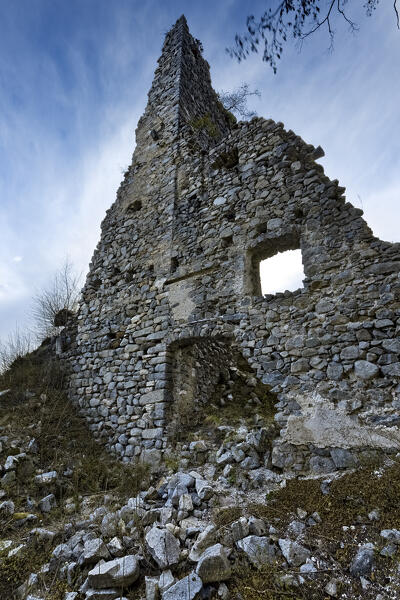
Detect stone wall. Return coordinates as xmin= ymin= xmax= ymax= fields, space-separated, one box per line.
xmin=62 ymin=16 xmax=400 ymax=470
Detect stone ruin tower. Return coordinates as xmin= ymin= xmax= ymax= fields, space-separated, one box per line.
xmin=64 ymin=16 xmax=400 ymax=471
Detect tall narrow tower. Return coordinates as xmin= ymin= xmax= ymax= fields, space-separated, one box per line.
xmin=69 ymin=16 xmax=234 ymax=459
xmin=85 ymin=16 xmax=230 ymax=285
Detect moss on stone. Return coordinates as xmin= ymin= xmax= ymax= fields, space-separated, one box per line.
xmin=190 ymin=113 xmax=220 ymax=138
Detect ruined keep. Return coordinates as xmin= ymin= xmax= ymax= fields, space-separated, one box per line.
xmin=63 ymin=16 xmax=400 ymax=472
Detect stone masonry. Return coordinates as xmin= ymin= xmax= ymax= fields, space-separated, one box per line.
xmin=62 ymin=16 xmax=400 ymax=469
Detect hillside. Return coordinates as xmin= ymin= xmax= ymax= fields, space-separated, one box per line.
xmin=1 ymin=352 xmax=400 ymax=600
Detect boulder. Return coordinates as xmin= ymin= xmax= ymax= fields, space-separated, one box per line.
xmin=189 ymin=525 xmax=216 ymax=561
xmin=35 ymin=471 xmax=57 ymax=485
xmin=231 ymin=517 xmax=249 ymax=542
xmin=81 ymin=538 xmax=110 ymax=565
xmin=0 ymin=500 xmax=15 ymax=515
xmin=248 ymin=517 xmax=267 ymax=536
xmin=349 ymin=543 xmax=375 ymax=577
xmin=29 ymin=528 xmax=56 ymax=549
xmin=287 ymin=520 xmax=306 ymax=538
xmin=330 ymin=448 xmax=357 ymax=469
xmin=145 ymin=527 xmax=180 ymax=569
xmin=380 ymin=529 xmax=400 ymax=544
xmin=107 ymin=537 xmax=124 ymax=557
xmin=145 ymin=576 xmax=159 ymax=600
xmin=158 ymin=570 xmax=175 ymax=593
xmin=237 ymin=536 xmax=277 ymax=569
xmin=162 ymin=572 xmax=202 ymax=600
xmin=278 ymin=539 xmax=311 ymax=567
xmin=168 ymin=472 xmax=195 ymax=489
xmin=195 ymin=479 xmax=213 ymax=500
xmin=38 ymin=494 xmax=57 ymax=513
xmin=309 ymin=456 xmax=335 ymax=474
xmin=196 ymin=544 xmax=231 ymax=583
xmin=178 ymin=493 xmax=193 ymax=513
xmin=88 ymin=555 xmax=140 ymax=589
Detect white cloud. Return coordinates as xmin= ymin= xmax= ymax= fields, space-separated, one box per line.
xmin=0 ymin=1 xmax=399 ymax=339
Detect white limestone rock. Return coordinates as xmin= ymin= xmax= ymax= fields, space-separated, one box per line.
xmin=195 ymin=543 xmax=231 ymax=583
xmin=81 ymin=538 xmax=110 ymax=565
xmin=162 ymin=572 xmax=202 ymax=600
xmin=88 ymin=555 xmax=140 ymax=589
xmin=278 ymin=539 xmax=311 ymax=567
xmin=38 ymin=493 xmax=57 ymax=513
xmin=35 ymin=471 xmax=58 ymax=485
xmin=237 ymin=536 xmax=277 ymax=569
xmin=107 ymin=536 xmax=124 ymax=557
xmin=189 ymin=525 xmax=216 ymax=561
xmin=145 ymin=526 xmax=180 ymax=569
xmin=158 ymin=569 xmax=175 ymax=593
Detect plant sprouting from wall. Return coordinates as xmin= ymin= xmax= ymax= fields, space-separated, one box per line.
xmin=31 ymin=258 xmax=82 ymax=341
xmin=218 ymin=83 xmax=261 ymax=120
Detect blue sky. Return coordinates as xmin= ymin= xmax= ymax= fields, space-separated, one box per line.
xmin=1 ymin=0 xmax=399 ymax=339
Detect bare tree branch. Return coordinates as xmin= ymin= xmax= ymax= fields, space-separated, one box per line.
xmin=0 ymin=326 xmax=32 ymax=373
xmin=31 ymin=258 xmax=82 ymax=342
xmin=228 ymin=0 xmax=399 ymax=72
xmin=218 ymin=83 xmax=261 ymax=120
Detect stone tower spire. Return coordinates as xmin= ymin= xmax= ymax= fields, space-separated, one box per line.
xmin=135 ymin=15 xmax=230 ymax=157
xmin=112 ymin=16 xmax=232 ymax=276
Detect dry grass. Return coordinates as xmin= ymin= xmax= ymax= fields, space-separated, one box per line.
xmin=0 ymin=349 xmax=150 ymax=598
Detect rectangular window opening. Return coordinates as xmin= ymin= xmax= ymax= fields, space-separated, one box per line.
xmin=259 ymin=249 xmax=305 ymax=295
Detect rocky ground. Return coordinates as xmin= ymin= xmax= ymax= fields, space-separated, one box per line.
xmin=1 ymin=353 xmax=400 ymax=600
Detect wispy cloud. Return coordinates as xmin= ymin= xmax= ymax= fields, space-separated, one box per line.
xmin=0 ymin=0 xmax=399 ymax=338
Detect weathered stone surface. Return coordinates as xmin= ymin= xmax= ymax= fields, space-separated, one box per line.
xmin=231 ymin=517 xmax=249 ymax=542
xmin=35 ymin=471 xmax=57 ymax=485
xmin=349 ymin=544 xmax=375 ymax=577
xmin=29 ymin=528 xmax=56 ymax=548
xmin=381 ymin=363 xmax=400 ymax=377
xmin=88 ymin=555 xmax=139 ymax=589
xmin=237 ymin=536 xmax=277 ymax=569
xmin=85 ymin=590 xmax=122 ymax=600
xmin=248 ymin=517 xmax=267 ymax=536
xmin=382 ymin=339 xmax=400 ymax=354
xmin=162 ymin=572 xmax=202 ymax=600
xmin=189 ymin=525 xmax=216 ymax=562
xmin=38 ymin=494 xmax=57 ymax=513
xmin=330 ymin=448 xmax=357 ymax=469
xmin=81 ymin=538 xmax=110 ymax=565
xmin=195 ymin=479 xmax=213 ymax=500
xmin=326 ymin=362 xmax=343 ymax=380
xmin=145 ymin=576 xmax=159 ymax=600
xmin=145 ymin=527 xmax=180 ymax=569
xmin=107 ymin=537 xmax=124 ymax=557
xmin=287 ymin=520 xmax=306 ymax=538
xmin=158 ymin=570 xmax=175 ymax=593
xmin=380 ymin=529 xmax=400 ymax=544
xmin=309 ymin=456 xmax=335 ymax=474
xmin=0 ymin=500 xmax=15 ymax=515
xmin=354 ymin=360 xmax=379 ymax=380
xmin=285 ymin=393 xmax=400 ymax=450
xmin=324 ymin=579 xmax=338 ymax=597
xmin=195 ymin=544 xmax=231 ymax=583
xmin=278 ymin=539 xmax=311 ymax=567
